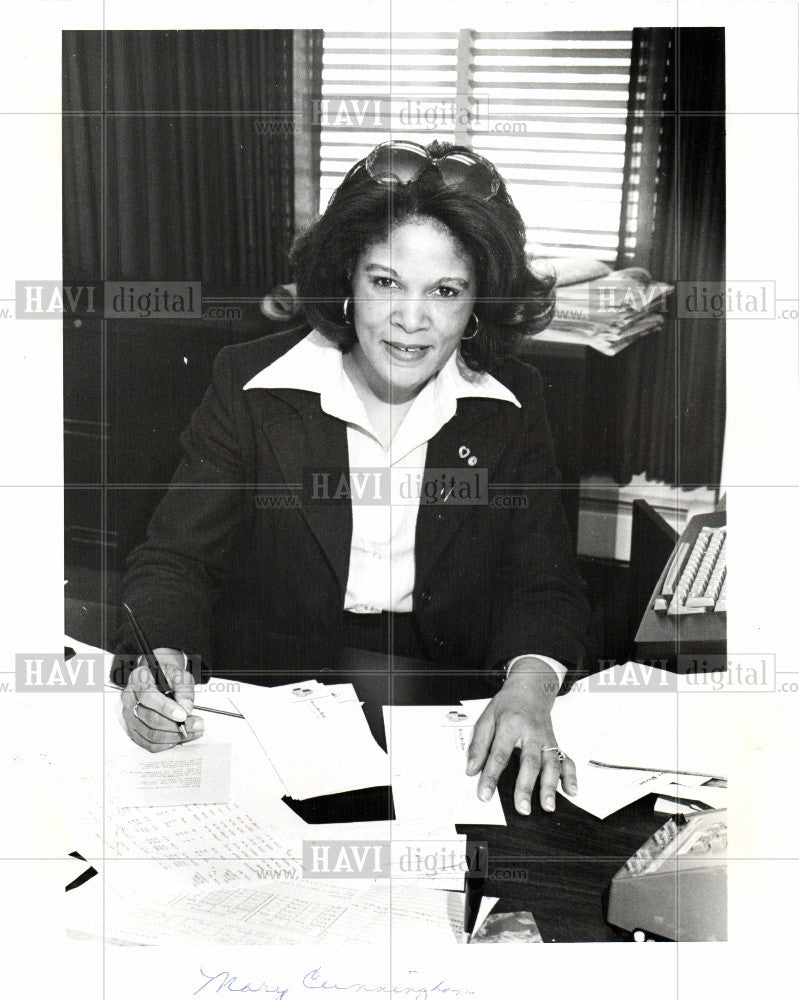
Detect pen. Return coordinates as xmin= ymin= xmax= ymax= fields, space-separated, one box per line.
xmin=122 ymin=602 xmax=189 ymax=738
xmin=463 ymin=843 xmax=487 ymax=943
xmin=179 ymin=703 xmax=244 ymax=719
xmin=588 ymin=760 xmax=727 ymax=785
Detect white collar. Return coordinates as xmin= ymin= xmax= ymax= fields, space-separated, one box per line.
xmin=242 ymin=329 xmax=521 ymax=409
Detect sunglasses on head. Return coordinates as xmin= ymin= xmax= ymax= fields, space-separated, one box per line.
xmin=358 ymin=140 xmax=501 ymax=201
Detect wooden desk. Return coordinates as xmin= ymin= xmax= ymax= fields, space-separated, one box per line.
xmin=175 ymin=631 xmax=672 ymax=943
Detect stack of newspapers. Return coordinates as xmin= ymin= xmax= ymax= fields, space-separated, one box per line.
xmin=533 ymin=266 xmax=673 ymax=356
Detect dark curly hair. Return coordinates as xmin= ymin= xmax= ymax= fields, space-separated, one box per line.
xmin=290 ymin=140 xmax=555 ymax=373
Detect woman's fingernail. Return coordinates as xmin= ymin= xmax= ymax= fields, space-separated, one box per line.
xmin=545 ymin=796 xmax=555 ymax=810
xmin=171 ymin=706 xmax=187 ymax=722
xmin=478 ymin=788 xmax=491 ymax=802
xmin=193 ymin=718 xmax=204 ymax=732
xmin=519 ymin=800 xmax=531 ymax=815
xmin=466 ymin=758 xmax=476 ymax=773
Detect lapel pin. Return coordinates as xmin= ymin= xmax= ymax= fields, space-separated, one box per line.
xmin=458 ymin=445 xmax=470 ymax=459
xmin=467 ymin=455 xmax=478 ymax=466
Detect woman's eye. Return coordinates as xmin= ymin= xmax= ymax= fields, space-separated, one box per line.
xmin=434 ymin=286 xmax=460 ymax=298
xmin=371 ymin=276 xmax=397 ymax=289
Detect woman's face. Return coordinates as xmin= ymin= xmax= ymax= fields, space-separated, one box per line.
xmin=349 ymin=216 xmax=476 ymax=403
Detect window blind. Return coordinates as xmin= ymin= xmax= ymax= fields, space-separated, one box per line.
xmin=320 ymin=32 xmax=459 ymax=210
xmin=469 ymin=31 xmax=632 ymax=262
xmin=320 ymin=30 xmax=633 ymax=263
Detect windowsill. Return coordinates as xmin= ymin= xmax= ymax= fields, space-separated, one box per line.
xmin=577 ymin=475 xmax=719 ymax=562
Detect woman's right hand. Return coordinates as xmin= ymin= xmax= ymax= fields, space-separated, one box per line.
xmin=121 ymin=648 xmax=204 ymax=752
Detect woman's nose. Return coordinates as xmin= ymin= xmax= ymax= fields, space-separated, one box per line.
xmin=392 ymin=294 xmax=429 ymax=334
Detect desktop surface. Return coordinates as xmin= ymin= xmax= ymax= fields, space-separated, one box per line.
xmin=196 ymin=632 xmax=674 ymax=943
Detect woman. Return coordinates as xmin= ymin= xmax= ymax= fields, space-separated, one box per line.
xmin=118 ymin=139 xmax=590 ymax=816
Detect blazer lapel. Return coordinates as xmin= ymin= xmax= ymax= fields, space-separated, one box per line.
xmin=414 ymin=398 xmax=518 ymax=587
xmin=259 ymin=390 xmax=353 ymax=597
xmin=257 ymin=390 xmax=518 ymax=597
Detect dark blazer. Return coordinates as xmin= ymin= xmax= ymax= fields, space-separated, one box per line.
xmin=117 ymin=326 xmax=589 ymax=688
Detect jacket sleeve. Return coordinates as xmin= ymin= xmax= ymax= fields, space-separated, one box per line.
xmin=484 ymin=367 xmax=590 ymax=691
xmin=113 ymin=346 xmax=251 ymax=683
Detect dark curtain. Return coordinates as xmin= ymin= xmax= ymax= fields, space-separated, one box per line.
xmin=63 ymin=30 xmax=301 ymax=585
xmin=63 ymin=29 xmax=295 ymax=294
xmin=582 ymin=27 xmax=726 ymax=487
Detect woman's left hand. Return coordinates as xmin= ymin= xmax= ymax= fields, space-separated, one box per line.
xmin=465 ymin=659 xmax=577 ymax=815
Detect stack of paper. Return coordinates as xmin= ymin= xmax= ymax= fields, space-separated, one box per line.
xmin=384 ymin=704 xmax=506 ymax=825
xmin=75 ymin=798 xmax=302 ymax=899
xmin=550 ymin=664 xmax=728 ymax=819
xmin=230 ymin=680 xmax=389 ymax=799
xmin=531 ymin=314 xmax=665 ymax=356
xmin=55 ymin=666 xmax=505 ymax=947
xmin=530 ymin=267 xmax=673 ymax=356
xmin=68 ymin=874 xmax=499 ymax=948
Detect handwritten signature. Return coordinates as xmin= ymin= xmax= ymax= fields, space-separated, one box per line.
xmin=194 ymin=966 xmax=477 ymax=1000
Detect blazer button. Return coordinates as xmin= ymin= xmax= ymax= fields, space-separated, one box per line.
xmin=433 ymin=637 xmax=445 ymax=649
xmin=419 ymin=587 xmax=431 ymax=605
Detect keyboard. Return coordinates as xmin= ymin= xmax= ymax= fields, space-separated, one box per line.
xmin=653 ymin=525 xmax=726 ymax=616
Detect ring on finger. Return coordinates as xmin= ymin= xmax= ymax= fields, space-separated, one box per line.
xmin=542 ymin=745 xmax=566 ymax=762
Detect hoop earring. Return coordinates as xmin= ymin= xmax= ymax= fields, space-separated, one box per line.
xmin=342 ymin=297 xmax=353 ymax=326
xmin=461 ymin=313 xmax=479 ymax=341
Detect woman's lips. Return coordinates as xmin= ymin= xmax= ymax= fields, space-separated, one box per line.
xmin=383 ymin=340 xmax=432 ymax=362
